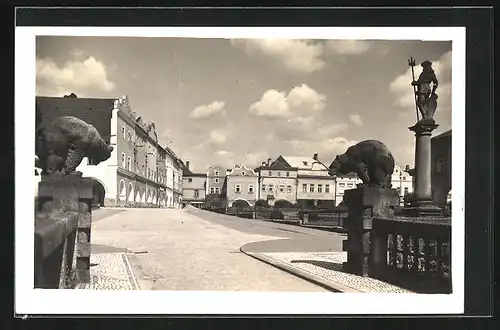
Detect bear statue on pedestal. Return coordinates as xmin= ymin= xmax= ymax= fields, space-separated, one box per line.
xmin=328 ymin=140 xmax=395 ymax=188
xmin=37 ymin=116 xmax=114 ymax=176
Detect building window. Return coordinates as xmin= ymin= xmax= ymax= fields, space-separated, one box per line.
xmin=215 ymin=171 xmax=219 ymax=176
xmin=287 ymin=185 xmax=292 ymax=193
xmin=127 ymin=156 xmax=131 ymax=171
xmin=278 ymin=172 xmax=281 ymax=177
xmin=268 ymin=171 xmax=272 ymax=176
xmin=286 ymin=172 xmax=290 ymax=177
xmin=347 ymin=183 xmax=354 ymax=188
xmin=188 ymin=178 xmax=192 ymax=183
xmin=127 ymin=131 xmax=132 ymax=141
xmin=248 ymin=185 xmax=254 ymax=193
xmin=436 ymin=158 xmax=445 ymax=174
xmin=241 ymin=171 xmax=245 ymax=176
xmin=339 ymin=183 xmax=345 ymax=188
xmin=309 ymin=184 xmax=314 ymax=193
xmin=142 ymin=165 xmax=145 ymax=175
xmin=318 ymin=184 xmax=323 ymax=193
xmin=325 ymin=184 xmax=330 ymax=193
xmin=194 ymin=189 xmax=199 ymax=198
xmin=235 ymin=184 xmax=241 ymax=193
xmin=402 ymin=176 xmax=407 ymax=181
xmin=279 ymin=184 xmax=284 ymax=192
xmin=121 ymin=126 xmax=125 ymax=139
xmin=215 ymin=187 xmax=220 ymax=194
xmin=269 ymin=184 xmax=273 ymax=192
xmin=210 ymin=187 xmax=215 ymax=194
xmin=215 ymin=178 xmax=219 ymax=183
xmin=121 ymin=153 xmax=126 ymax=169
xmin=262 ymin=184 xmax=266 ymax=192
xmin=302 ymin=184 xmax=307 ymax=192
xmin=404 ymin=187 xmax=409 ymax=195
xmin=396 ymin=187 xmax=401 ymax=194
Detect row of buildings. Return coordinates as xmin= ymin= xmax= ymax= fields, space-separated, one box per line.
xmin=36 ymin=94 xmax=184 ymax=208
xmin=182 ymin=153 xmax=415 ymax=209
xmin=35 ymin=94 xmax=451 ymax=210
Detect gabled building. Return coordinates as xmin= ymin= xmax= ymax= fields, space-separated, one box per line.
xmin=254 ymin=157 xmax=298 ymax=207
xmin=181 ymin=161 xmax=206 ymax=208
xmin=226 ymin=164 xmax=259 ymax=208
xmin=280 ymin=153 xmax=337 ymax=208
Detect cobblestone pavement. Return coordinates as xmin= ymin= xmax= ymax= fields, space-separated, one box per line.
xmin=257 ymin=252 xmax=413 ymax=293
xmin=75 ymin=253 xmax=139 ymax=290
xmin=88 ymin=208 xmax=329 ymax=291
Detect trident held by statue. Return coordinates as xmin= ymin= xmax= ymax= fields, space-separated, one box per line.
xmin=408 ymin=56 xmax=420 ymax=121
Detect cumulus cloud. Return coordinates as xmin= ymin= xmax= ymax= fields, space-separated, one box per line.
xmin=325 ymin=40 xmax=372 ymax=55
xmin=249 ymin=84 xmax=327 ymax=118
xmin=189 ymin=100 xmax=227 ymax=119
xmin=36 ymin=55 xmax=115 ymax=97
xmin=230 ymin=39 xmax=325 ymax=74
xmin=209 ymin=130 xmax=227 ymax=144
xmin=249 ymin=89 xmax=291 ymax=118
xmin=349 ymin=114 xmax=363 ymax=126
xmin=389 ymin=50 xmax=452 ymax=113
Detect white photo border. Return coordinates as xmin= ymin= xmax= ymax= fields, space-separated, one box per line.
xmin=15 ymin=26 xmax=465 ymax=315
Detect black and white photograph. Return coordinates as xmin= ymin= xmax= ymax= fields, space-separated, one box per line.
xmin=16 ymin=24 xmax=466 ymax=315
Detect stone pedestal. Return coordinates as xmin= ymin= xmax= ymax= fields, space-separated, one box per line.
xmin=408 ymin=119 xmax=443 ymax=216
xmin=342 ymin=186 xmax=399 ymax=277
xmin=38 ymin=175 xmax=94 ymax=283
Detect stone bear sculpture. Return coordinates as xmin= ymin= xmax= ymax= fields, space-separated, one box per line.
xmin=328 ymin=140 xmax=395 ymax=188
xmin=37 ymin=116 xmax=114 ymax=176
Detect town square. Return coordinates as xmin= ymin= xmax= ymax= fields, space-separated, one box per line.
xmin=31 ymin=34 xmax=453 ymax=299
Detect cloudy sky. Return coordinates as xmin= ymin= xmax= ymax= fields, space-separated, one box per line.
xmin=36 ymin=36 xmax=452 ymax=172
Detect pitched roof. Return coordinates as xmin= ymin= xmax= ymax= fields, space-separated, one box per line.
xmin=280 ymin=155 xmax=328 ymax=170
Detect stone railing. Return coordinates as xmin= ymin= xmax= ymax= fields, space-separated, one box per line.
xmin=34 ymin=211 xmax=78 ymax=288
xmin=342 ymin=185 xmax=452 ymax=293
xmin=35 ymin=176 xmax=94 ymax=288
xmin=370 ymin=215 xmax=451 ymax=293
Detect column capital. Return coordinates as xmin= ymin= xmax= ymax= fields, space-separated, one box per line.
xmin=409 ymin=119 xmax=439 ymax=136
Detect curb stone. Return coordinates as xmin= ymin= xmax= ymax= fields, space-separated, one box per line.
xmin=125 ymin=253 xmax=154 ymax=290
xmin=240 ymin=248 xmax=361 ymax=293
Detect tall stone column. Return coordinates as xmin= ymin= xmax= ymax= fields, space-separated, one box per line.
xmin=408 ymin=119 xmax=442 ymax=216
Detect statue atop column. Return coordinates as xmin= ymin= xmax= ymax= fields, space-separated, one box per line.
xmin=410 ymin=59 xmax=439 ymax=122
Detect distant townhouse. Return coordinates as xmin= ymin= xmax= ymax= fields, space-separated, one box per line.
xmin=391 ymin=164 xmax=414 ymax=204
xmin=36 ymin=94 xmax=184 ymax=208
xmin=205 ymin=165 xmax=228 ymax=208
xmin=206 ymin=165 xmax=227 ymax=196
xmin=182 ymin=161 xmax=206 ymax=208
xmin=226 ymin=164 xmax=259 ymax=208
xmin=280 ymin=153 xmax=338 ymax=208
xmin=334 ymin=174 xmax=362 ymax=206
xmin=254 ymin=158 xmax=298 ymax=207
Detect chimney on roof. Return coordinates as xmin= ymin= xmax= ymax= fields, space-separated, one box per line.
xmin=405 ymin=165 xmax=410 ymax=172
xmin=313 ymin=153 xmax=319 ymax=161
xmin=267 ymin=158 xmax=272 ymax=165
xmin=262 ymin=162 xmax=266 ymax=166
xmin=186 ymin=161 xmax=190 ymax=169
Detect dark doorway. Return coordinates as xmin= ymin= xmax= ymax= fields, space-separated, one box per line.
xmin=92 ymin=180 xmax=105 ymax=209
